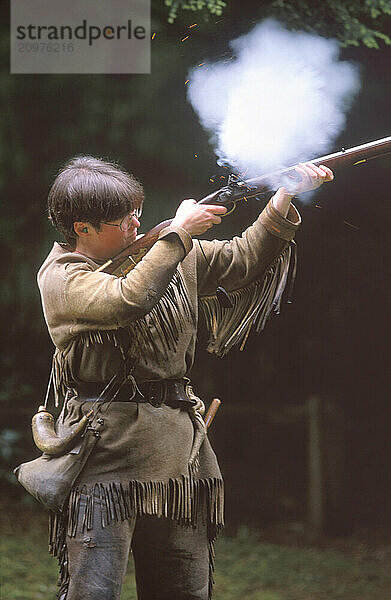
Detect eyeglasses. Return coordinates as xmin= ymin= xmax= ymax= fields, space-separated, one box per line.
xmin=103 ymin=209 xmax=141 ymax=232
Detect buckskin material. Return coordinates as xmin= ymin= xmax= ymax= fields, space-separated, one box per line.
xmin=35 ymin=196 xmax=301 ymax=599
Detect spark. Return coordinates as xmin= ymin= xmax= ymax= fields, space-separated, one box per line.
xmin=315 ymin=204 xmax=323 ymax=209
xmin=189 ymin=24 xmax=197 ymax=29
xmin=184 ymin=80 xmax=190 ymax=85
xmin=198 ymin=62 xmax=205 ymax=67
xmin=209 ymin=178 xmax=214 ymax=182
xmin=343 ymin=220 xmax=359 ymax=230
xmin=151 ymin=32 xmax=156 ymax=40
xmin=181 ymin=36 xmax=190 ymax=42
xmin=194 ymin=154 xmax=198 ymax=158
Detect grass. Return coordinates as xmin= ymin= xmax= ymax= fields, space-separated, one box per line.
xmin=1 ymin=509 xmax=391 ymax=600
xmin=213 ymin=526 xmax=391 ymax=600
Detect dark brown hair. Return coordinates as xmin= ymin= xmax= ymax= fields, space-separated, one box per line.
xmin=48 ymin=156 xmax=144 ymax=245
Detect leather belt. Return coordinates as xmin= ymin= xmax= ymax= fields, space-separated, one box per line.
xmin=76 ymin=378 xmax=195 ymax=409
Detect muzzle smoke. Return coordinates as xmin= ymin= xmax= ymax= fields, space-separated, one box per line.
xmin=187 ymin=20 xmax=360 ymax=180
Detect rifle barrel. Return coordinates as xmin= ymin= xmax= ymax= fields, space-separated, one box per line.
xmin=100 ymin=135 xmax=391 ymax=273
xmin=311 ymin=135 xmax=391 ymax=170
xmin=201 ymin=135 xmax=391 ymax=204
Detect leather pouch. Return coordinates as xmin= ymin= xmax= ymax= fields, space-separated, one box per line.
xmin=14 ymin=425 xmax=99 ymax=513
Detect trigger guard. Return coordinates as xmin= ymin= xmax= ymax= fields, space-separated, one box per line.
xmin=222 ymin=202 xmax=236 ymax=217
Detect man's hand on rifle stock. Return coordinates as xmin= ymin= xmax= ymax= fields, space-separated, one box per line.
xmin=172 ymin=199 xmax=227 ymax=236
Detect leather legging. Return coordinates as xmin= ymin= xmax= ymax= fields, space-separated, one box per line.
xmin=62 ymin=496 xmax=210 ymax=600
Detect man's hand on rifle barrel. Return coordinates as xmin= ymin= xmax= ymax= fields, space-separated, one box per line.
xmin=293 ymin=162 xmax=334 ymax=194
xmin=280 ymin=162 xmax=334 ymax=196
xmin=172 ymin=199 xmax=227 ymax=236
xmin=274 ymin=162 xmax=334 ymax=217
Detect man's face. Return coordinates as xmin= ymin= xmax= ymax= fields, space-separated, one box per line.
xmin=75 ymin=211 xmax=141 ymax=260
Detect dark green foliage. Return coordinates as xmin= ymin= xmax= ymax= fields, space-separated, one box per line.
xmin=164 ymin=0 xmax=226 ymax=24
xmin=267 ymin=0 xmax=391 ymax=47
xmin=164 ymin=0 xmax=391 ymax=47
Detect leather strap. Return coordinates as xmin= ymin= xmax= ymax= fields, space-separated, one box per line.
xmin=76 ymin=378 xmax=195 ymax=409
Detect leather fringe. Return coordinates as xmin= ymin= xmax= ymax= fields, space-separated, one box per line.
xmin=49 ymin=475 xmax=224 ymax=599
xmin=65 ymin=476 xmax=224 ymax=534
xmin=51 ymin=270 xmax=193 ymax=404
xmin=132 ymin=270 xmax=193 ymax=364
xmin=200 ymin=242 xmax=296 ymax=357
xmin=49 ymin=511 xmax=69 ymax=599
xmin=208 ymin=538 xmax=217 ymax=600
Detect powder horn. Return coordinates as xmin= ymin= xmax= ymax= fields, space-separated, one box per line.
xmin=32 ymin=405 xmax=93 ymax=456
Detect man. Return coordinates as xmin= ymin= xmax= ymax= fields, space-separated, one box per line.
xmin=38 ymin=155 xmax=333 ymax=599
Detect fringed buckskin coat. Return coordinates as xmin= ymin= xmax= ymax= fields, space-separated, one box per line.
xmin=37 ymin=198 xmax=300 ymax=586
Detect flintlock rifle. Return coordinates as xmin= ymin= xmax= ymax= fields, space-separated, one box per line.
xmin=96 ymin=135 xmax=391 ymax=278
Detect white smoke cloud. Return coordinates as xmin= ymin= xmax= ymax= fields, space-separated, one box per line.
xmin=187 ymin=20 xmax=360 ymax=178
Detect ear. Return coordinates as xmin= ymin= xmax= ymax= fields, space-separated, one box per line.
xmin=73 ymin=222 xmax=90 ymax=237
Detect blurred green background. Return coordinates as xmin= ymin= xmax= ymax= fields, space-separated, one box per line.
xmin=0 ymin=1 xmax=391 ymax=597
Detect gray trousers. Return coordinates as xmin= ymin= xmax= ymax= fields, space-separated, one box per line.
xmin=63 ymin=498 xmax=211 ymax=600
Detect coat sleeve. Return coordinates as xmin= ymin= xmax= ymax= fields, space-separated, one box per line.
xmin=196 ymin=199 xmax=300 ymax=296
xmin=59 ymin=227 xmax=193 ymax=331
xmin=196 ymin=198 xmax=301 ymax=356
